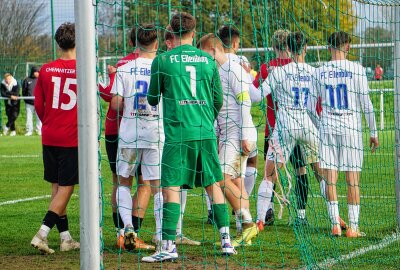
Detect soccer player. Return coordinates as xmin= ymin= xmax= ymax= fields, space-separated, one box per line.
xmin=110 ymin=24 xmax=161 ymax=251
xmin=257 ymin=32 xmax=321 ymax=229
xmin=99 ymin=26 xmax=139 ymax=249
xmin=31 ymin=22 xmax=80 ymax=254
xmin=254 ymin=29 xmax=327 ymax=228
xmin=198 ymin=33 xmax=258 ymax=247
xmin=308 ymin=31 xmax=379 ymax=237
xmin=142 ymin=12 xmax=235 ymax=262
xmin=159 ymin=25 xmax=200 ymax=246
xmin=218 ymin=25 xmax=258 ymax=198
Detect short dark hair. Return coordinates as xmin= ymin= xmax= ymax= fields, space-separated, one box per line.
xmin=328 ymin=31 xmax=351 ymax=48
xmin=164 ymin=25 xmax=174 ymax=41
xmin=55 ymin=22 xmax=75 ymax=51
xmin=137 ymin=24 xmax=157 ymax=47
xmin=129 ymin=27 xmax=137 ymax=47
xmin=170 ymin=12 xmax=196 ymax=36
xmin=218 ymin=25 xmax=240 ymax=47
xmin=287 ymin=32 xmax=308 ymax=55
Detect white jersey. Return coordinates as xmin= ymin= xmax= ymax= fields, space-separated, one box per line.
xmin=260 ymin=62 xmax=316 ymax=131
xmin=217 ymin=60 xmax=257 ymax=141
xmin=226 ymin=53 xmax=250 ymax=66
xmin=111 ymin=57 xmax=164 ymax=149
xmin=310 ymin=60 xmax=377 ymax=137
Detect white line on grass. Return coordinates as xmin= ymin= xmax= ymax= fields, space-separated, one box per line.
xmin=0 ymin=154 xmax=40 ymax=158
xmin=0 ymin=195 xmax=51 ymax=206
xmin=0 ymin=194 xmax=78 ymax=206
xmin=310 ymin=232 xmax=400 ymax=269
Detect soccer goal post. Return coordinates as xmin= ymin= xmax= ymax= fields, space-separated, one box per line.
xmin=394 ymin=4 xmax=400 ymax=229
xmin=75 ymin=0 xmax=101 ymax=269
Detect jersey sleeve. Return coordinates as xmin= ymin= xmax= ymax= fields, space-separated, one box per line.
xmin=110 ymin=69 xmax=124 ymax=97
xmin=231 ymin=66 xmax=253 ymax=140
xmin=359 ymin=68 xmax=378 ymax=137
xmin=148 ymin=56 xmax=162 ymax=106
xmin=212 ymin=64 xmax=223 ymax=118
xmin=253 ymin=63 xmax=268 ymax=88
xmin=34 ymin=70 xmax=45 ymax=121
xmin=99 ymin=72 xmax=115 ymax=102
xmin=307 ymin=71 xmax=321 ymax=128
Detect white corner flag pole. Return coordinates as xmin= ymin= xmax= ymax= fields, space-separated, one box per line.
xmin=394 ymin=5 xmax=400 ymax=230
xmin=74 ymin=1 xmax=101 ymax=269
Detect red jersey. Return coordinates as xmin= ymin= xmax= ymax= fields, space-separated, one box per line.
xmin=34 ymin=59 xmax=78 ymax=147
xmin=253 ymin=58 xmax=292 ymax=137
xmin=99 ymin=52 xmax=139 ymax=135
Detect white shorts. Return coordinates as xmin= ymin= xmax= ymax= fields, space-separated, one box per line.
xmin=116 ymin=148 xmax=162 ymax=180
xmin=266 ymin=126 xmax=319 ymax=165
xmin=219 ymin=140 xmax=257 ymax=179
xmin=319 ymin=133 xmax=363 ymax=172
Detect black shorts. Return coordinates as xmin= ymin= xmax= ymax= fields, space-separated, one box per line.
xmin=105 ymin=134 xmax=119 ymax=174
xmin=43 ymin=145 xmax=78 ymax=186
xmin=264 ymin=136 xmax=306 ymax=170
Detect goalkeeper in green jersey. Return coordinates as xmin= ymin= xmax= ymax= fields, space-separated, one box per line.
xmin=142 ymin=12 xmax=236 ymax=263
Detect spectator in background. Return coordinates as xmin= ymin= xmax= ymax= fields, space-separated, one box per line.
xmin=22 ymin=66 xmax=42 ymax=136
xmin=375 ymin=64 xmax=383 ymax=81
xmin=1 ymin=73 xmax=20 ymax=136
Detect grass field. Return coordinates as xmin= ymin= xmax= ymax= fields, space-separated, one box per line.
xmin=0 ymin=81 xmax=399 ymax=269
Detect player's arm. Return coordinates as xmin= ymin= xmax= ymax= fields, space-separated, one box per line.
xmin=212 ymin=65 xmax=223 ymax=118
xmin=148 ymin=56 xmax=162 ymax=106
xmin=34 ymin=72 xmax=45 ymax=121
xmin=359 ymin=69 xmax=379 ymax=152
xmin=110 ymin=69 xmax=124 ymax=111
xmin=99 ymin=72 xmax=116 ymax=103
xmin=253 ymin=63 xmax=268 ymax=88
xmin=232 ymin=69 xmax=253 ymax=155
xmin=307 ymin=74 xmax=321 ymax=128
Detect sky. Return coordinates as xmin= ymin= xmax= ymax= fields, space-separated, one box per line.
xmin=47 ymin=0 xmax=393 ymax=36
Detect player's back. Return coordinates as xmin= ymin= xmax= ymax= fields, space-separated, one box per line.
xmin=269 ymin=62 xmax=315 ymax=130
xmin=36 ymin=59 xmax=77 ymax=147
xmin=314 ymin=59 xmax=368 ymax=135
xmin=114 ymin=57 xmax=163 ymax=148
xmin=154 ymin=44 xmax=220 ymax=142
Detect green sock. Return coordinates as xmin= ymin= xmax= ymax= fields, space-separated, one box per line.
xmin=162 ymin=202 xmax=180 ymax=241
xmin=211 ymin=204 xmax=230 ymax=229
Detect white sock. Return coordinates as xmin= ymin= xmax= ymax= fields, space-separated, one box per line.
xmin=39 ymin=225 xmax=51 ymax=238
xmin=176 ymin=189 xmax=188 ymax=236
xmin=154 ymin=192 xmax=163 ymax=242
xmin=348 ymin=204 xmax=360 ymax=231
xmin=244 ymin=167 xmax=257 ymax=196
xmin=297 ymin=209 xmax=306 ymax=220
xmin=116 ymin=186 xmax=133 ymax=228
xmin=161 ymin=240 xmax=176 ymax=252
xmin=235 ymin=212 xmax=242 ymax=233
xmin=320 ymin=180 xmax=327 ymax=200
xmin=60 ymin=231 xmax=72 ymax=241
xmin=219 ymin=226 xmax=231 ymax=246
xmin=327 ymin=201 xmax=339 ymax=226
xmin=257 ymin=179 xmax=274 ymax=221
xmin=205 ymin=191 xmax=212 ymax=211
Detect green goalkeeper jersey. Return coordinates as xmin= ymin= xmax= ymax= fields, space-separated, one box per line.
xmin=148 ymin=44 xmax=223 ymax=143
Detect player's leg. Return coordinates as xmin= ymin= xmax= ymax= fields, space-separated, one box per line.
xmin=25 ymin=103 xmax=33 ymax=136
xmin=175 ymin=189 xmax=200 ymax=245
xmin=343 ymin=134 xmax=364 ymax=237
xmin=244 ymin=152 xmax=257 ymax=196
xmin=105 ymin=134 xmax=124 ymax=248
xmin=290 ymin=144 xmax=309 ymax=225
xmin=320 ymin=133 xmax=342 ymax=235
xmin=31 ymin=146 xmax=79 ymax=254
xmin=263 ymin=136 xmax=275 ymax=225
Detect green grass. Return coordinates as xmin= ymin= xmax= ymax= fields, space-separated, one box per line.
xmin=0 ymin=81 xmax=399 ymax=269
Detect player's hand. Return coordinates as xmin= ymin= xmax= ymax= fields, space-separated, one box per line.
xmin=370 ymin=137 xmax=379 ymax=153
xmin=241 ymin=140 xmax=251 ymax=156
xmin=241 ymin=63 xmax=252 ymax=73
xmin=107 ymin=65 xmax=117 ymax=74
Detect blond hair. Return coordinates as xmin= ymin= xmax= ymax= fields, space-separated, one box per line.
xmin=272 ymin=29 xmax=290 ymax=51
xmin=3 ymin=73 xmax=12 ymax=79
xmin=196 ymin=33 xmax=224 ymax=51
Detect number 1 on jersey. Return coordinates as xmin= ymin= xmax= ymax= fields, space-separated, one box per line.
xmin=185 ymin=66 xmax=196 ymax=97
